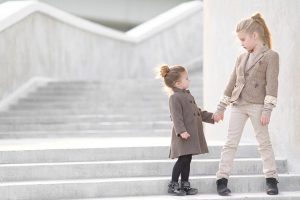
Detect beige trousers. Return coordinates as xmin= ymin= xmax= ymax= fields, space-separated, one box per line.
xmin=216 ymin=103 xmax=278 ymax=180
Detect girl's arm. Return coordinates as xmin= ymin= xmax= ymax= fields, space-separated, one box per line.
xmin=169 ymin=95 xmax=186 ymax=136
xmin=263 ymin=52 xmax=279 ymax=117
xmin=200 ymin=109 xmax=215 ymax=124
xmin=215 ymin=56 xmax=240 ymax=115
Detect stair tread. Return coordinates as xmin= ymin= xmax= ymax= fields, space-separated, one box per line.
xmin=0 ymin=157 xmax=287 ymax=166
xmin=0 ymin=137 xmax=256 ymax=151
xmin=1 ymin=174 xmax=298 ymax=186
xmin=96 ymin=192 xmax=300 ymax=200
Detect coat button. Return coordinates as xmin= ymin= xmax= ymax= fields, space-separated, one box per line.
xmin=198 ymin=113 xmax=200 ymax=116
xmin=190 ymin=100 xmax=193 ymax=103
xmin=193 ymin=113 xmax=196 ymax=116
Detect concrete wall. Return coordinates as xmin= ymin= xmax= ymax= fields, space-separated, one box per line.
xmin=0 ymin=1 xmax=202 ymax=100
xmin=0 ymin=0 xmax=193 ymax=31
xmin=203 ymin=0 xmax=300 ymax=173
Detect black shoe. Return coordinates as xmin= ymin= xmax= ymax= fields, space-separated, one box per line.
xmin=181 ymin=181 xmax=198 ymax=195
xmin=216 ymin=178 xmax=231 ymax=196
xmin=266 ymin=178 xmax=279 ymax=195
xmin=168 ymin=181 xmax=186 ymax=196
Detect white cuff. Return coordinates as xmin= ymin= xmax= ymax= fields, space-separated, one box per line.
xmin=264 ymin=95 xmax=277 ymax=106
xmin=220 ymin=95 xmax=231 ymax=105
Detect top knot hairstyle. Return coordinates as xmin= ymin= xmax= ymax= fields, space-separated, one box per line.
xmin=160 ymin=65 xmax=170 ymax=77
xmin=157 ymin=64 xmax=186 ymax=89
xmin=236 ymin=12 xmax=272 ymax=48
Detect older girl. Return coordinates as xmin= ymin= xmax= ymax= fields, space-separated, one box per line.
xmin=213 ymin=13 xmax=279 ymax=196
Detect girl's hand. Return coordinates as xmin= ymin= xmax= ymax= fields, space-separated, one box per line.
xmin=180 ymin=132 xmax=190 ymax=140
xmin=213 ymin=113 xmax=224 ymax=123
xmin=261 ymin=115 xmax=270 ymax=126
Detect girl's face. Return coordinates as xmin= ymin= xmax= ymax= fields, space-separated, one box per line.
xmin=237 ymin=31 xmax=257 ymax=52
xmin=175 ymin=71 xmax=190 ymax=90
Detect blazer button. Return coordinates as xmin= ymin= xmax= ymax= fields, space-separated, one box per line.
xmin=190 ymin=100 xmax=193 ymax=103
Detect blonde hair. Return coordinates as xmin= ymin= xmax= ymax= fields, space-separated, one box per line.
xmin=156 ymin=64 xmax=186 ymax=94
xmin=236 ymin=12 xmax=272 ymax=48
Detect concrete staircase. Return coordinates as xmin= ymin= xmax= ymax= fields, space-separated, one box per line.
xmin=0 ymin=78 xmax=299 ymax=200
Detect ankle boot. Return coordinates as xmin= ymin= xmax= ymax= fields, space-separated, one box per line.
xmin=216 ymin=178 xmax=231 ymax=196
xmin=168 ymin=181 xmax=186 ymax=196
xmin=181 ymin=181 xmax=198 ymax=195
xmin=266 ymin=178 xmax=279 ymax=195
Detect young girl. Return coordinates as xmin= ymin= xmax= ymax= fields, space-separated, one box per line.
xmin=213 ymin=13 xmax=279 ymax=196
xmin=158 ymin=65 xmax=215 ymax=196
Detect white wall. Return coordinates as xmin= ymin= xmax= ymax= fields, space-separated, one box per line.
xmin=203 ymin=0 xmax=300 ymax=173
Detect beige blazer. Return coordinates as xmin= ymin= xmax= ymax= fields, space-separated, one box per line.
xmin=223 ymin=46 xmax=279 ymax=105
xmin=168 ymin=88 xmax=214 ymax=159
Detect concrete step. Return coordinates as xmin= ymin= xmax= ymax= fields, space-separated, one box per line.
xmin=0 ymin=121 xmax=172 ymax=131
xmin=0 ymin=174 xmax=298 ymax=199
xmin=14 ymin=95 xmax=202 ymax=102
xmin=29 ymin=88 xmax=202 ymax=94
xmin=0 ymin=130 xmax=171 ymax=138
xmin=0 ymin=138 xmax=259 ymax=163
xmin=40 ymin=80 xmax=202 ymax=88
xmin=9 ymin=104 xmax=174 ymax=111
xmin=0 ymin=115 xmax=170 ymax=124
xmin=33 ymin=89 xmax=202 ymax=95
xmin=14 ymin=100 xmax=172 ymax=107
xmin=0 ymin=158 xmax=287 ymax=182
xmin=98 ymin=192 xmax=300 ymax=200
xmin=0 ymin=109 xmax=172 ymax=116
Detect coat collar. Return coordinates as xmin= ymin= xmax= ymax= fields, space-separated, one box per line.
xmin=243 ymin=45 xmax=269 ymax=73
xmin=172 ymin=87 xmax=190 ymax=94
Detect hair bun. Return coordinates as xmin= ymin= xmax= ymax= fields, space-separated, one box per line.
xmin=251 ymin=13 xmax=262 ymax=21
xmin=160 ymin=65 xmax=170 ymax=78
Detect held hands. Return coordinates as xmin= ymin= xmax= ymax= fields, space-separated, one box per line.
xmin=260 ymin=114 xmax=270 ymax=126
xmin=213 ymin=113 xmax=224 ymax=123
xmin=180 ymin=132 xmax=190 ymax=140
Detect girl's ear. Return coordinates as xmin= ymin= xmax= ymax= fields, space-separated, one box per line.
xmin=253 ymin=31 xmax=258 ymax=39
xmin=174 ymin=81 xmax=181 ymax=88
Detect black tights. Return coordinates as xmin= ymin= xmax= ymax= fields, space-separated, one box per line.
xmin=171 ymin=154 xmax=192 ymax=182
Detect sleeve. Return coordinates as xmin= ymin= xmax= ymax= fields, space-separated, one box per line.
xmin=169 ymin=95 xmax=186 ymax=136
xmin=215 ymin=56 xmax=240 ymax=114
xmin=200 ymin=109 xmax=215 ymax=124
xmin=265 ymin=52 xmax=279 ymax=100
xmin=263 ymin=52 xmax=279 ymax=117
xmin=223 ymin=56 xmax=240 ymax=97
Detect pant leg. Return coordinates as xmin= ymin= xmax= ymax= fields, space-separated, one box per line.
xmin=248 ymin=104 xmax=278 ymax=179
xmin=172 ymin=155 xmax=192 ymax=182
xmin=216 ymin=105 xmax=249 ymax=180
xmin=181 ymin=154 xmax=192 ymax=182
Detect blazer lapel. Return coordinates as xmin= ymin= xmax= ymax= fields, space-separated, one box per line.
xmin=245 ymin=46 xmax=269 ymax=72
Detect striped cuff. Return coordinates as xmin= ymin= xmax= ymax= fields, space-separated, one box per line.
xmin=262 ymin=103 xmax=274 ymax=117
xmin=220 ymin=95 xmax=231 ymax=106
xmin=264 ymin=95 xmax=277 ymax=106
